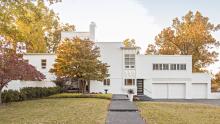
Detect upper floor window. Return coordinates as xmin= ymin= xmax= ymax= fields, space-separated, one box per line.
xmin=103 ymin=79 xmax=110 ymax=86
xmin=154 ymin=63 xmax=186 ymax=71
xmin=153 ymin=64 xmax=169 ymax=70
xmin=170 ymin=64 xmax=176 ymax=70
xmin=124 ymin=54 xmax=135 ymax=69
xmin=124 ymin=79 xmax=135 ymax=86
xmin=170 ymin=64 xmax=186 ymax=70
xmin=41 ymin=59 xmax=47 ymax=69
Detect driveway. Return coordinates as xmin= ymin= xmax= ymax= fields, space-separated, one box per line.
xmin=152 ymin=99 xmax=220 ymax=106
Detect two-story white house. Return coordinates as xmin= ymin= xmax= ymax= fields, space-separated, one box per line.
xmin=4 ymin=22 xmax=220 ymax=99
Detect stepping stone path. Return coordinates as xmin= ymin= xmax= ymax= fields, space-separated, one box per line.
xmin=106 ymin=94 xmax=146 ymax=124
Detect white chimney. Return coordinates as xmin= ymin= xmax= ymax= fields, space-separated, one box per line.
xmin=89 ymin=22 xmax=96 ymax=41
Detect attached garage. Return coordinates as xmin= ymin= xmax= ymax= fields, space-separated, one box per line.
xmin=191 ymin=83 xmax=207 ymax=99
xmin=152 ymin=83 xmax=185 ymax=99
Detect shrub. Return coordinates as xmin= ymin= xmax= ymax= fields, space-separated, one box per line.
xmin=1 ymin=87 xmax=61 ymax=103
xmin=49 ymin=93 xmax=112 ymax=100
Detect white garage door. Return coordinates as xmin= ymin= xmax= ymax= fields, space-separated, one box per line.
xmin=168 ymin=84 xmax=185 ymax=99
xmin=191 ymin=83 xmax=207 ymax=99
xmin=152 ymin=83 xmax=185 ymax=99
xmin=152 ymin=84 xmax=168 ymax=99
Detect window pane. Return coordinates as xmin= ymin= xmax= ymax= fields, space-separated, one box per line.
xmin=180 ymin=64 xmax=186 ymax=70
xmin=41 ymin=59 xmax=47 ymax=69
xmin=130 ymin=54 xmax=135 ymax=58
xmin=125 ymin=54 xmax=129 ymax=58
xmin=163 ymin=64 xmax=169 ymax=70
xmin=177 ymin=64 xmax=180 ymax=70
xmin=125 ymin=79 xmax=134 ymax=85
xmin=159 ymin=64 xmax=163 ymax=70
xmin=170 ymin=64 xmax=176 ymax=70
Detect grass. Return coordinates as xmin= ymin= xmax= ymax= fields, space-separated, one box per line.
xmin=0 ymin=98 xmax=110 ymax=124
xmin=48 ymin=93 xmax=112 ymax=100
xmin=136 ymin=102 xmax=220 ymax=124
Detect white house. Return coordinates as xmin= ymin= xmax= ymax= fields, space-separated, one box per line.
xmin=5 ymin=22 xmax=220 ymax=99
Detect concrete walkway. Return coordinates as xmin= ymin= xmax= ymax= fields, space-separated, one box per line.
xmin=106 ymin=94 xmax=146 ymax=124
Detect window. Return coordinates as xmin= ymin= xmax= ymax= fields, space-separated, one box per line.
xmin=163 ymin=64 xmax=169 ymax=70
xmin=180 ymin=64 xmax=186 ymax=70
xmin=153 ymin=64 xmax=169 ymax=70
xmin=41 ymin=59 xmax=47 ymax=69
xmin=170 ymin=64 xmax=176 ymax=70
xmin=171 ymin=64 xmax=186 ymax=70
xmin=153 ymin=64 xmax=159 ymax=70
xmin=153 ymin=63 xmax=186 ymax=71
xmin=124 ymin=54 xmax=135 ymax=69
xmin=103 ymin=79 xmax=110 ymax=86
xmin=124 ymin=79 xmax=135 ymax=86
xmin=24 ymin=59 xmax=29 ymax=64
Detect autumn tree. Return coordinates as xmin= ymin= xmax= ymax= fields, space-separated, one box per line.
xmin=0 ymin=44 xmax=45 ymax=104
xmin=0 ymin=0 xmax=72 ymax=53
xmin=145 ymin=11 xmax=220 ymax=72
xmin=212 ymin=72 xmax=220 ymax=92
xmin=46 ymin=23 xmax=75 ymax=53
xmin=50 ymin=38 xmax=108 ymax=93
xmin=123 ymin=38 xmax=136 ymax=47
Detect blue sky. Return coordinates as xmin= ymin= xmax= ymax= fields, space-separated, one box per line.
xmin=49 ymin=0 xmax=220 ymax=73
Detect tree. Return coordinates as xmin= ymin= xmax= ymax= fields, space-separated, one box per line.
xmin=50 ymin=38 xmax=108 ymax=93
xmin=212 ymin=71 xmax=220 ymax=91
xmin=145 ymin=11 xmax=220 ymax=72
xmin=123 ymin=38 xmax=136 ymax=47
xmin=46 ymin=23 xmax=75 ymax=53
xmin=0 ymin=46 xmax=45 ymax=104
xmin=0 ymin=0 xmax=69 ymax=53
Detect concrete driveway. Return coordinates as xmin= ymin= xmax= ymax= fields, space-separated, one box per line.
xmin=151 ymin=99 xmax=220 ymax=106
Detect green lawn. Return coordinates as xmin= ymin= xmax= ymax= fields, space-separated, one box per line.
xmin=136 ymin=102 xmax=220 ymax=124
xmin=0 ymin=98 xmax=110 ymax=124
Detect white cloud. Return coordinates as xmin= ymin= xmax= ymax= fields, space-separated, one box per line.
xmin=50 ymin=0 xmax=161 ymax=53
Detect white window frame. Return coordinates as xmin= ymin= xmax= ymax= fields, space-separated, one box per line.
xmin=124 ymin=54 xmax=135 ymax=69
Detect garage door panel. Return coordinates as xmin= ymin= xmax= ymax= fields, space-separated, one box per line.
xmin=152 ymin=83 xmax=185 ymax=99
xmin=192 ymin=83 xmax=207 ymax=99
xmin=152 ymin=84 xmax=168 ymax=99
xmin=168 ymin=84 xmax=185 ymax=99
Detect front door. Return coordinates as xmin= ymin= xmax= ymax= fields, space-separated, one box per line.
xmin=137 ymin=79 xmax=144 ymax=95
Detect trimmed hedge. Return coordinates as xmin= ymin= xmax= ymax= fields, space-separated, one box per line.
xmin=49 ymin=93 xmax=112 ymax=100
xmin=1 ymin=87 xmax=61 ymax=103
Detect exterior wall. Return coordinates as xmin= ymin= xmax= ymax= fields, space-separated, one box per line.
xmin=136 ymin=55 xmax=192 ymax=79
xmin=3 ymin=54 xmax=56 ymax=91
xmin=90 ymin=78 xmax=123 ymax=94
xmin=90 ymin=42 xmax=125 ymax=94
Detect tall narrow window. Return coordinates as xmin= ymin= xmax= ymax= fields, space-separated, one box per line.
xmin=124 ymin=54 xmax=135 ymax=69
xmin=41 ymin=59 xmax=47 ymax=69
xmin=124 ymin=79 xmax=135 ymax=86
xmin=103 ymin=79 xmax=110 ymax=86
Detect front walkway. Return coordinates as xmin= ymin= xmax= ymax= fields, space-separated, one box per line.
xmin=106 ymin=94 xmax=146 ymax=124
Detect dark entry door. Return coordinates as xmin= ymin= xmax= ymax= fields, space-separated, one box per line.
xmin=137 ymin=79 xmax=144 ymax=95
